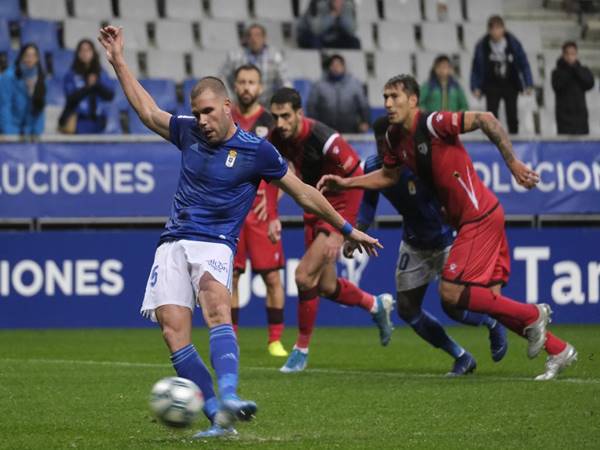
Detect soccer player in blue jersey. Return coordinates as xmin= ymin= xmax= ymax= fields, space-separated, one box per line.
xmin=344 ymin=116 xmax=508 ymax=376
xmin=98 ymin=26 xmax=382 ymax=439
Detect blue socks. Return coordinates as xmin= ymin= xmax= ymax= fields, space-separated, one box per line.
xmin=456 ymin=310 xmax=496 ymax=328
xmin=209 ymin=324 xmax=239 ymax=400
xmin=170 ymin=344 xmax=219 ymax=422
xmin=407 ymin=310 xmax=464 ymax=359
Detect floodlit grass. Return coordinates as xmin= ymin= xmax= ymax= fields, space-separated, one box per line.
xmin=1 ymin=326 xmax=599 ymax=449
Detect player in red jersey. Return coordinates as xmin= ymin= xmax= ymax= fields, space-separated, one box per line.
xmin=319 ymin=75 xmax=577 ymax=380
xmin=270 ymin=87 xmax=395 ymax=373
xmin=230 ymin=65 xmax=288 ymax=357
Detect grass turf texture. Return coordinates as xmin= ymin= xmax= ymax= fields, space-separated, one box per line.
xmin=1 ymin=326 xmax=599 ymax=449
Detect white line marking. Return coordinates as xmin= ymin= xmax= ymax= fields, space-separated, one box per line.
xmin=0 ymin=358 xmax=597 ymax=385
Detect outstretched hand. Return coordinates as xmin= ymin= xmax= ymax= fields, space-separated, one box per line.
xmin=98 ymin=26 xmax=124 ymax=65
xmin=509 ymin=159 xmax=539 ymax=189
xmin=345 ymin=228 xmax=383 ymax=257
xmin=317 ymin=174 xmax=347 ymax=194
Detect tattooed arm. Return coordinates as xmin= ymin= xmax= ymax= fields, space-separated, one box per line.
xmin=462 ymin=111 xmax=539 ymax=189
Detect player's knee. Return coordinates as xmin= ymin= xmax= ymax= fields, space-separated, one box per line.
xmin=161 ymin=325 xmax=186 ymax=350
xmin=263 ymin=270 xmax=282 ymax=289
xmin=439 ymin=281 xmax=462 ymax=306
xmin=203 ymin=302 xmax=231 ymax=327
xmin=294 ymin=268 xmax=313 ymax=292
xmin=317 ymin=279 xmax=337 ymax=298
xmin=396 ymin=295 xmax=420 ymax=322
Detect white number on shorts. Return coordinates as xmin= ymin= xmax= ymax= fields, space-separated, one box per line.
xmin=398 ymin=253 xmax=410 ymax=271
xmin=150 ymin=265 xmax=159 ymax=287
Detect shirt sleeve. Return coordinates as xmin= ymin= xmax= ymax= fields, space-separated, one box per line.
xmin=256 ymin=139 xmax=289 ymax=182
xmin=382 ymin=129 xmax=400 ymax=168
xmin=426 ymin=111 xmax=464 ymax=139
xmin=323 ymin=135 xmax=360 ymax=177
xmin=168 ymin=115 xmax=196 ymax=150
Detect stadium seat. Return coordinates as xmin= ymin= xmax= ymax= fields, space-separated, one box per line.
xmin=49 ymin=49 xmax=75 ymax=79
xmin=128 ymin=78 xmax=178 ymax=134
xmin=461 ymin=23 xmax=485 ymax=51
xmin=100 ymin=48 xmax=139 ymax=78
xmin=374 ymin=50 xmax=413 ymax=79
xmin=190 ymin=49 xmax=227 ymax=78
xmin=144 ymin=49 xmax=188 ymax=82
xmin=109 ymin=19 xmax=150 ymax=50
xmin=284 ymin=49 xmax=321 ymax=80
xmin=377 ymin=22 xmax=416 ymax=51
xmin=325 ymin=49 xmax=367 ymax=82
xmin=367 ymin=78 xmax=386 ymax=107
xmin=209 ymin=0 xmax=248 ymax=20
xmin=45 ymin=77 xmax=65 ymax=106
xmin=464 ymin=0 xmax=503 ymax=22
xmin=73 ymin=0 xmax=113 ymax=20
xmin=589 ymin=107 xmax=600 ymax=136
xmin=458 ymin=51 xmax=474 ymax=86
xmin=0 ymin=0 xmax=22 ymax=21
xmin=423 ymin=0 xmax=463 ymax=22
xmin=356 ymin=22 xmax=375 ymax=51
xmin=293 ymin=78 xmax=312 ymax=106
xmin=356 ymin=0 xmax=379 ymax=21
xmin=20 ymin=19 xmax=60 ymax=52
xmin=0 ymin=19 xmax=10 ymax=51
xmin=199 ymin=20 xmax=239 ymax=50
xmin=180 ymin=78 xmax=198 ymax=112
xmin=154 ymin=20 xmax=196 ymax=51
xmin=505 ymin=21 xmax=543 ymax=52
xmin=63 ymin=19 xmax=101 ymax=50
xmin=518 ymin=94 xmax=537 ymax=135
xmin=43 ymin=104 xmax=63 ymax=134
xmin=104 ymin=101 xmax=124 ymax=134
xmin=253 ymin=20 xmax=285 ymax=49
xmin=254 ymin=0 xmax=293 ymax=21
xmin=0 ymin=48 xmax=17 ymax=72
xmin=27 ymin=0 xmax=68 ymax=21
xmin=538 ymin=108 xmax=557 ymax=136
xmin=117 ymin=0 xmax=158 ymax=20
xmin=164 ymin=0 xmax=203 ymax=21
xmin=420 ymin=23 xmax=460 ymax=52
xmin=382 ymin=0 xmax=421 ymax=22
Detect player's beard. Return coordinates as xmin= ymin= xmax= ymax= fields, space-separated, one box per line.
xmin=237 ymin=91 xmax=258 ymax=109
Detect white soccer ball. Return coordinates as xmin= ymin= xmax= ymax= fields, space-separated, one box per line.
xmin=149 ymin=377 xmax=204 ymax=428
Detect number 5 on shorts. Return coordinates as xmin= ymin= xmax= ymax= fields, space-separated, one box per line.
xmin=398 ymin=253 xmax=410 ymax=271
xmin=150 ymin=265 xmax=159 ymax=287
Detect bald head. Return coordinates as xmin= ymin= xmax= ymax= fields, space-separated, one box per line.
xmin=191 ymin=76 xmax=229 ymax=100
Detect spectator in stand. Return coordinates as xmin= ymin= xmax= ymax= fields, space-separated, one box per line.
xmin=59 ymin=39 xmax=115 ymax=134
xmin=306 ymin=54 xmax=369 ymax=133
xmin=552 ymin=41 xmax=595 ymax=135
xmin=221 ymin=23 xmax=290 ymax=105
xmin=0 ymin=43 xmax=46 ymax=139
xmin=420 ymin=55 xmax=469 ymax=112
xmin=297 ymin=0 xmax=361 ymax=49
xmin=470 ymin=15 xmax=533 ymax=134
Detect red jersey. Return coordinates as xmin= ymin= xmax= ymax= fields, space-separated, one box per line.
xmin=383 ymin=110 xmax=498 ymax=228
xmin=270 ymin=117 xmax=363 ymax=187
xmin=232 ymin=105 xmax=278 ymax=219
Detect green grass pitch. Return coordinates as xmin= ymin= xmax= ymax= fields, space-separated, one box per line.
xmin=1 ymin=325 xmax=599 ymax=449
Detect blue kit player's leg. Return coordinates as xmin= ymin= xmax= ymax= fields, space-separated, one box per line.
xmin=397 ymin=285 xmax=476 ymax=376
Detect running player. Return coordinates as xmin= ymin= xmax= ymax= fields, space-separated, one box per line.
xmin=98 ymin=25 xmax=382 ymax=439
xmin=230 ymin=64 xmax=287 ymax=357
xmin=269 ymin=88 xmax=395 ymax=374
xmin=344 ymin=115 xmax=507 ymax=376
xmin=319 ymin=74 xmax=577 ymax=381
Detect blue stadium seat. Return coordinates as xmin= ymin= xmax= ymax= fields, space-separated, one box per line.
xmin=46 ymin=77 xmax=65 ymax=106
xmin=0 ymin=18 xmax=10 ymax=51
xmin=0 ymin=0 xmax=22 ymax=21
xmin=104 ymin=102 xmax=123 ymax=134
xmin=293 ymin=79 xmax=312 ymax=106
xmin=180 ymin=78 xmax=199 ymax=114
xmin=49 ymin=49 xmax=74 ymax=79
xmin=0 ymin=48 xmax=17 ymax=72
xmin=128 ymin=78 xmax=178 ymax=134
xmin=20 ymin=19 xmax=60 ymax=52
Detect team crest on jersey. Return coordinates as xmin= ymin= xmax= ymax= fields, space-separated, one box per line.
xmin=418 ymin=142 xmax=428 ymax=155
xmin=255 ymin=126 xmax=268 ymax=138
xmin=408 ymin=180 xmax=416 ymax=195
xmin=226 ymin=150 xmax=237 ymax=168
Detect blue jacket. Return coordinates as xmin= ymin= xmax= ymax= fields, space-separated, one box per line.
xmin=62 ymin=69 xmax=115 ymax=134
xmin=0 ymin=66 xmax=45 ymax=135
xmin=470 ymin=32 xmax=533 ymax=93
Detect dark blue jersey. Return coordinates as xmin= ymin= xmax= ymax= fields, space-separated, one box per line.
xmin=159 ymin=115 xmax=288 ymax=252
xmin=358 ymin=153 xmax=453 ymax=250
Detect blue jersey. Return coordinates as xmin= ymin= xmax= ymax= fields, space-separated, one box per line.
xmin=159 ymin=115 xmax=288 ymax=252
xmin=358 ymin=154 xmax=453 ymax=250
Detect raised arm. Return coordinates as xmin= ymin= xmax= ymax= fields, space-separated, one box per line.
xmin=462 ymin=111 xmax=539 ymax=189
xmin=272 ymin=169 xmax=383 ymax=255
xmin=317 ymin=165 xmax=400 ymax=193
xmin=98 ymin=26 xmax=171 ymax=140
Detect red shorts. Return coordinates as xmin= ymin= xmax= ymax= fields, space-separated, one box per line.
xmin=234 ymin=211 xmax=285 ymax=273
xmin=442 ymin=203 xmax=510 ymax=287
xmin=303 ymin=189 xmax=363 ymax=249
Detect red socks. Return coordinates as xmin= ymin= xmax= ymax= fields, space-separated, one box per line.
xmin=460 ymin=286 xmax=539 ymax=326
xmin=544 ymin=331 xmax=567 ymax=355
xmin=328 ymin=278 xmax=375 ymax=311
xmin=266 ymin=307 xmax=284 ymax=343
xmin=296 ymin=287 xmax=319 ymax=349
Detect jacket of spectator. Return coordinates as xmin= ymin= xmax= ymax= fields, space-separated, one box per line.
xmin=552 ymin=56 xmax=595 ymax=135
xmin=0 ymin=45 xmax=46 ymax=136
xmin=420 ymin=77 xmax=469 ymax=112
xmin=470 ymin=31 xmax=533 ymax=93
xmin=221 ymin=24 xmax=290 ymax=105
xmin=297 ymin=0 xmax=360 ymax=49
xmin=306 ymin=57 xmax=369 ymax=133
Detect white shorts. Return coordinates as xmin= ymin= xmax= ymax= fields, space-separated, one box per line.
xmin=395 ymin=241 xmax=451 ymax=292
xmin=140 ymin=240 xmax=234 ymax=322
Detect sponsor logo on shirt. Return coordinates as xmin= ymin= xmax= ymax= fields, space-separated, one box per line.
xmin=226 ymin=150 xmax=237 ymax=168
xmin=207 ymin=259 xmax=228 ymax=273
xmin=255 ymin=126 xmax=268 ymax=138
xmin=436 ymin=113 xmax=443 ymax=122
xmin=418 ymin=142 xmax=428 ymax=155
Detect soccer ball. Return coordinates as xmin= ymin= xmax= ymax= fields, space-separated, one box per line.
xmin=149 ymin=377 xmax=204 ymax=428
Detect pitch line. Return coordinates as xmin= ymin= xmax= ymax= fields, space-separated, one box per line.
xmin=0 ymin=357 xmax=597 ymax=385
